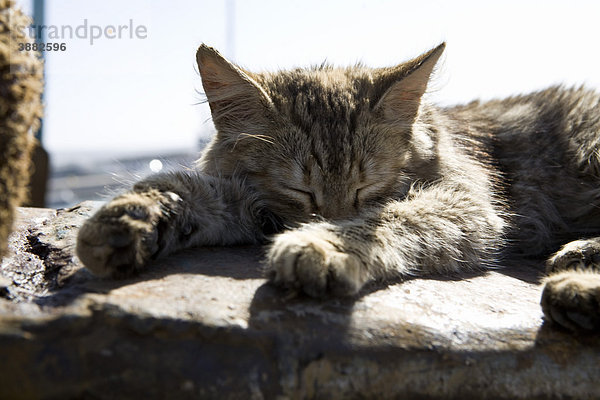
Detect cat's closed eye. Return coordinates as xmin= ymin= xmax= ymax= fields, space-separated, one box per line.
xmin=354 ymin=182 xmax=387 ymax=207
xmin=283 ymin=186 xmax=317 ymax=208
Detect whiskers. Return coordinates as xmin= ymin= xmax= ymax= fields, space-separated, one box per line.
xmin=233 ymin=132 xmax=276 ymax=148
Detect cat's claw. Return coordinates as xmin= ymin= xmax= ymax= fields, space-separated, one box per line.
xmin=541 ymin=271 xmax=600 ymax=331
xmin=76 ymin=190 xmax=173 ymax=278
xmin=266 ymin=230 xmax=367 ymax=298
xmin=546 ymin=239 xmax=600 ymax=274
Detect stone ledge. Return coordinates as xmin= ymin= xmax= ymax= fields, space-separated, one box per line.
xmin=1 ymin=203 xmax=599 ymax=399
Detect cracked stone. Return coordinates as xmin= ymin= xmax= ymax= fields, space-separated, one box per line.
xmin=0 ymin=202 xmax=599 ymax=399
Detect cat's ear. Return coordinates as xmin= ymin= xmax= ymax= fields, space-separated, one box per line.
xmin=374 ymin=43 xmax=445 ymax=122
xmin=196 ymin=44 xmax=274 ymax=132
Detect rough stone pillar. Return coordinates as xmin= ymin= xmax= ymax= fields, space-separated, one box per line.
xmin=0 ymin=0 xmax=44 ymax=259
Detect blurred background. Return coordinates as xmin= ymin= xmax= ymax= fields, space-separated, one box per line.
xmin=15 ymin=0 xmax=600 ymax=208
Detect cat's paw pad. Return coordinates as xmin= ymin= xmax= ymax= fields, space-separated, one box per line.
xmin=76 ymin=190 xmax=177 ymax=278
xmin=541 ymin=271 xmax=600 ymax=331
xmin=546 ymin=239 xmax=600 ymax=274
xmin=266 ymin=231 xmax=366 ymax=298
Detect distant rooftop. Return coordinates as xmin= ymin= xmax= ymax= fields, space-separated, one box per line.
xmin=48 ymin=149 xmax=201 ymax=209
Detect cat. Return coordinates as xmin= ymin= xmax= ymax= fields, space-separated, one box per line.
xmin=76 ymin=42 xmax=600 ymax=332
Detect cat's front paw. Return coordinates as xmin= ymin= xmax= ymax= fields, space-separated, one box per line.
xmin=76 ymin=190 xmax=179 ymax=278
xmin=546 ymin=239 xmax=600 ymax=274
xmin=266 ymin=230 xmax=367 ymax=298
xmin=541 ymin=271 xmax=600 ymax=331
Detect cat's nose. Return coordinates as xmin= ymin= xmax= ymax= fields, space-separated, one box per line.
xmin=308 ymin=213 xmax=325 ymax=221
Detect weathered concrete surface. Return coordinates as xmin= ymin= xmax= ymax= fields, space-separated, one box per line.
xmin=1 ymin=202 xmax=599 ymax=399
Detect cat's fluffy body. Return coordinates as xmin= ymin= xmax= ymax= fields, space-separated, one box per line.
xmin=77 ymin=43 xmax=600 ymax=331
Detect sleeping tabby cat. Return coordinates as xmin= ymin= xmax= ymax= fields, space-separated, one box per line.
xmin=77 ymin=43 xmax=600 ymax=331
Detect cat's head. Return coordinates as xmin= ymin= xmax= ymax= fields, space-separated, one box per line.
xmin=196 ymin=43 xmax=444 ymax=222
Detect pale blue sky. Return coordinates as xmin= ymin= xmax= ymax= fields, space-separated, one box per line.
xmin=17 ymin=0 xmax=600 ymax=159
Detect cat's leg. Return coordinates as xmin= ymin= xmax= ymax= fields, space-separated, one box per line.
xmin=76 ymin=172 xmax=267 ymax=278
xmin=541 ymin=238 xmax=600 ymax=330
xmin=266 ymin=186 xmax=504 ymax=297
